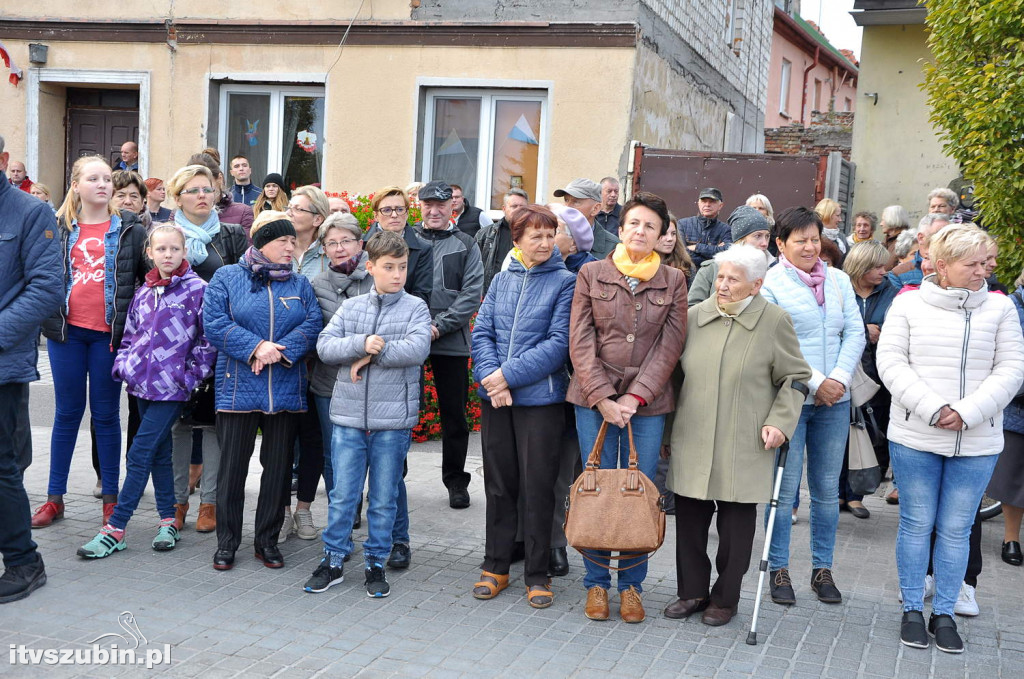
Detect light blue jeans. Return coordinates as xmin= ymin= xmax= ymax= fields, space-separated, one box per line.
xmin=321 ymin=426 xmax=411 ymax=568
xmin=767 ymin=402 xmax=849 ymax=571
xmin=315 ymin=396 xmax=409 ymax=545
xmin=575 ymin=406 xmax=665 ymax=593
xmin=890 ymin=442 xmax=998 ymax=616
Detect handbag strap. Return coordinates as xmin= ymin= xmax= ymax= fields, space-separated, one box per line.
xmin=584 ymin=420 xmax=640 ymax=470
xmin=575 ymin=548 xmax=659 ymax=572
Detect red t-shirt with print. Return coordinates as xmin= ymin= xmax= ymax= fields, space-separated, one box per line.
xmin=67 ymin=221 xmax=113 ymax=333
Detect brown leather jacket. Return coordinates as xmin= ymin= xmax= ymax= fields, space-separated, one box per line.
xmin=566 ymin=256 xmax=688 ymax=416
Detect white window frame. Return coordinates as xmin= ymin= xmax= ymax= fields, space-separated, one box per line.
xmin=779 ymin=59 xmax=792 ymax=116
xmin=217 ymin=83 xmax=328 ymax=181
xmin=420 ymin=87 xmax=549 ymax=210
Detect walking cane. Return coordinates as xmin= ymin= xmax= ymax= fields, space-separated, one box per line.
xmin=747 ymin=382 xmax=806 ymax=646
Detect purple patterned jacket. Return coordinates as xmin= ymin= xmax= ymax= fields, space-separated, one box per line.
xmin=112 ymin=265 xmax=216 ymax=401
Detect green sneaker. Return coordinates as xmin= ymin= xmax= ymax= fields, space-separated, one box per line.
xmin=77 ymin=530 xmax=126 ymax=559
xmin=152 ymin=524 xmax=180 ymax=551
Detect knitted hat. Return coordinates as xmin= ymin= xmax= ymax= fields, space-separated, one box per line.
xmin=728 ymin=205 xmax=770 ymax=243
xmin=549 ymin=203 xmax=594 ymax=253
xmin=263 ymin=173 xmax=285 ymax=189
xmin=252 ymin=218 xmax=297 ymax=250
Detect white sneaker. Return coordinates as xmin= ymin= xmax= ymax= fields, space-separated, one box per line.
xmin=954 ymin=582 xmax=979 ymax=617
xmin=897 ymin=574 xmax=935 ymax=603
xmin=791 ymin=511 xmax=798 ymax=525
xmin=293 ymin=508 xmax=319 ymax=540
xmin=278 ymin=507 xmax=295 ymax=542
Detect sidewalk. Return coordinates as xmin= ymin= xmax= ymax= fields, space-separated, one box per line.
xmin=5 ymin=419 xmax=1024 ymax=678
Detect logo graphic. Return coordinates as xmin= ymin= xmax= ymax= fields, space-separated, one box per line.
xmin=9 ymin=611 xmax=171 ymax=669
xmin=89 ymin=611 xmax=147 ymax=649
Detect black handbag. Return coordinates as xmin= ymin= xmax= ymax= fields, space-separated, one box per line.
xmin=179 ymin=378 xmax=216 ymax=427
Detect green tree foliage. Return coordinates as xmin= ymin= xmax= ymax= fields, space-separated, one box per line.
xmin=922 ymin=0 xmax=1024 ymax=281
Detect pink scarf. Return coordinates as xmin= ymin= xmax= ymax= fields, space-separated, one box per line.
xmin=779 ymin=253 xmax=827 ymax=306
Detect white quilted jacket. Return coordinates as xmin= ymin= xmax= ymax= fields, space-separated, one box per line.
xmin=877 ymin=277 xmax=1024 ymax=457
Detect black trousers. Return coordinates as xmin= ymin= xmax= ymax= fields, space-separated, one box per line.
xmin=215 ymin=411 xmax=297 ymax=552
xmin=430 ymin=354 xmax=471 ymax=490
xmin=481 ymin=401 xmax=564 ymax=586
xmin=674 ymin=495 xmax=757 ymax=609
xmin=0 ymin=383 xmax=38 ymax=569
xmin=284 ymin=390 xmax=324 ymax=505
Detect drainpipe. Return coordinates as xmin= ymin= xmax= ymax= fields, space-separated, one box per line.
xmin=800 ymin=46 xmax=820 ymax=125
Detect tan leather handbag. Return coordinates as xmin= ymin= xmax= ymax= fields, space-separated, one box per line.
xmin=564 ymin=421 xmax=666 ymax=570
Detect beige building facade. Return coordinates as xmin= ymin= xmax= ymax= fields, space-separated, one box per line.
xmin=849 ymin=2 xmax=959 ymax=219
xmin=1 ymin=1 xmax=774 ymax=210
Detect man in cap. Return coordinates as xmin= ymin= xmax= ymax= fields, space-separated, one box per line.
xmin=678 ymin=187 xmax=731 ymax=268
xmin=554 ymin=178 xmax=619 ymax=259
xmin=415 ymin=181 xmax=484 ymax=510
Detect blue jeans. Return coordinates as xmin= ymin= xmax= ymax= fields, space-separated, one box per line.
xmin=47 ymin=325 xmax=123 ymax=496
xmin=315 ymin=396 xmax=409 ymax=545
xmin=109 ymin=399 xmax=183 ymax=530
xmin=322 ymin=426 xmax=412 ymax=567
xmin=575 ymin=406 xmax=665 ymax=593
xmin=767 ymin=402 xmax=849 ymax=571
xmin=890 ymin=442 xmax=998 ymax=615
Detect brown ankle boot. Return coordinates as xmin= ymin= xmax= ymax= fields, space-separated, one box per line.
xmin=173 ymin=502 xmax=189 ymax=530
xmin=195 ymin=503 xmax=216 ymax=532
xmin=188 ymin=464 xmax=202 ymax=495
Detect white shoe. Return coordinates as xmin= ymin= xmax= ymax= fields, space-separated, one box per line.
xmin=791 ymin=511 xmax=798 ymax=525
xmin=897 ymin=574 xmax=935 ymax=603
xmin=278 ymin=507 xmax=295 ymax=542
xmin=954 ymin=582 xmax=979 ymax=617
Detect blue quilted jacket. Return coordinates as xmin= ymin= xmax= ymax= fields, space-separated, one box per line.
xmin=203 ymin=260 xmax=322 ymax=413
xmin=761 ymin=261 xmax=866 ymax=403
xmin=472 ymin=251 xmax=577 ymax=406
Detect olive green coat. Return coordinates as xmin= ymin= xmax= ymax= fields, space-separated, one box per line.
xmin=667 ymin=294 xmax=812 ymax=503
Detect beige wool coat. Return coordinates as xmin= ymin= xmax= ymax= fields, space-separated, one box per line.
xmin=667 ymin=294 xmax=812 ymax=503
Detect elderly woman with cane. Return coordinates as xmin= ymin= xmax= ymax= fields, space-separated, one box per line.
xmin=878 ymin=224 xmax=1024 ymax=653
xmin=663 ymin=244 xmax=811 ymax=626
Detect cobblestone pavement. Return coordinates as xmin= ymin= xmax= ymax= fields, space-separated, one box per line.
xmin=5 ymin=401 xmax=1024 ymax=677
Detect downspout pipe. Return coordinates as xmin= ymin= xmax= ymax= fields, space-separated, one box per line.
xmin=800 ymin=46 xmax=820 ymax=125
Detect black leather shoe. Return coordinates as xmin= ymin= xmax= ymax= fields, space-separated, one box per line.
xmin=663 ymin=597 xmax=709 ymax=619
xmin=254 ymin=545 xmax=284 ymax=569
xmin=387 ymin=543 xmax=411 ymax=569
xmin=448 ymin=486 xmax=470 ymax=509
xmin=810 ymin=568 xmax=843 ymax=603
xmin=548 ymin=547 xmax=569 ymax=577
xmin=929 ymin=613 xmax=964 ymax=654
xmin=848 ymin=503 xmax=871 ymax=519
xmin=900 ymin=610 xmax=928 ymax=649
xmin=1002 ymin=541 xmax=1023 ymax=566
xmin=213 ymin=549 xmax=235 ymax=571
xmin=769 ymin=569 xmax=796 ymax=605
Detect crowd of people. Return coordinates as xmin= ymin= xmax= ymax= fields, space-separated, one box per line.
xmin=2 ymin=134 xmax=1023 ymax=657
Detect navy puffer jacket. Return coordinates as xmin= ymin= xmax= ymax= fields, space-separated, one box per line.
xmin=472 ymin=250 xmax=576 ymax=406
xmin=203 ymin=259 xmax=322 ymax=413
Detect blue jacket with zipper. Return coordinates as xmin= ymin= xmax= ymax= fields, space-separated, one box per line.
xmin=203 ymin=259 xmax=322 ymax=413
xmin=472 ymin=250 xmax=576 ymax=406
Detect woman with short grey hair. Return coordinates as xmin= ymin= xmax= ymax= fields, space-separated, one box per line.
xmin=665 ymin=243 xmax=811 ymax=627
xmin=881 ymin=205 xmax=911 ymax=268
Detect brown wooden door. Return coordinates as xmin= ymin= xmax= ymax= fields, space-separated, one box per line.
xmin=66 ymin=108 xmax=139 ymax=185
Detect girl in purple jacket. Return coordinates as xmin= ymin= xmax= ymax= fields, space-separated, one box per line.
xmin=78 ymin=225 xmax=216 ymax=558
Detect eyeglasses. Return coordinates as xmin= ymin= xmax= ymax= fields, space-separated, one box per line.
xmin=377 ymin=206 xmax=408 ymax=217
xmin=181 ymin=187 xmax=217 ymax=196
xmin=324 ymin=239 xmax=359 ymax=249
xmin=286 ymin=204 xmax=318 ymax=216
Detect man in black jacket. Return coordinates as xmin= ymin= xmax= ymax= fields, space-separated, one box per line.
xmin=476 ymin=188 xmax=528 ymax=296
xmin=451 ymin=184 xmax=493 ymax=238
xmin=678 ymin=187 xmax=731 ymax=267
xmin=415 ymin=181 xmax=484 ymax=509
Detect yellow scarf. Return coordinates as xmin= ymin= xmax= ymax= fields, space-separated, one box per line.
xmin=852 ymin=234 xmax=873 ymax=244
xmin=611 ymin=244 xmax=660 ymax=281
xmin=511 ymin=246 xmax=532 ymax=269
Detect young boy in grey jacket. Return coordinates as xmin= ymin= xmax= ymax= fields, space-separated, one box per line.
xmin=304 ymin=231 xmax=432 ymax=598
